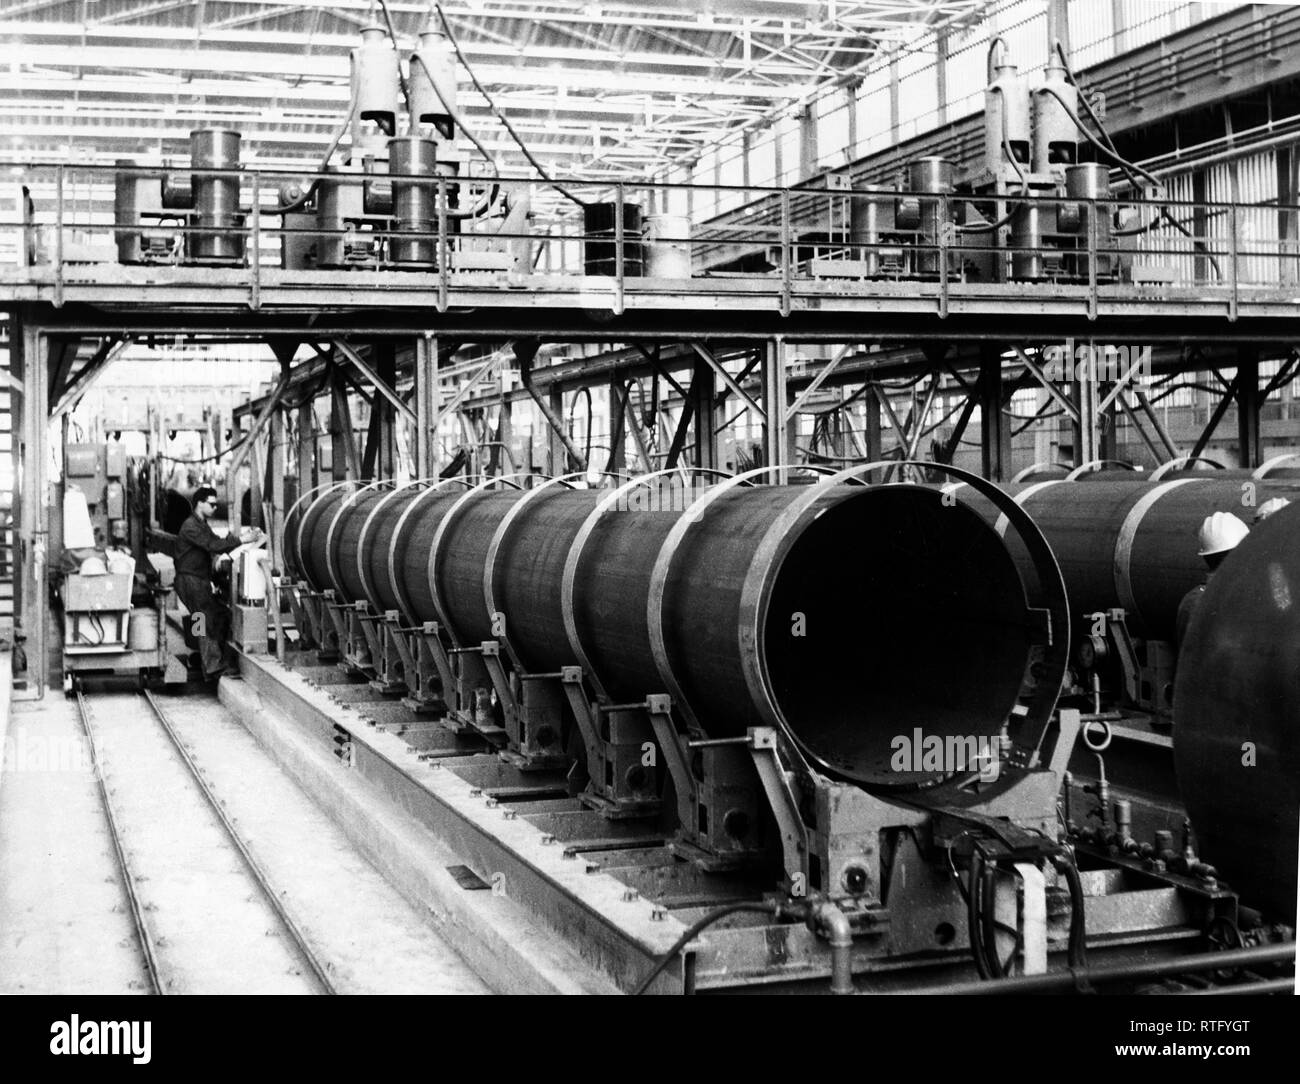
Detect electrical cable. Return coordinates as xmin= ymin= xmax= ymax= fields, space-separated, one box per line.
xmin=157 ymin=435 xmax=253 ymax=465
xmin=409 ymin=54 xmax=498 ymax=179
xmin=407 ymin=53 xmax=503 ymax=221
xmin=1037 ymin=83 xmax=1225 ymax=279
xmin=986 ymin=36 xmax=1010 ymax=84
xmin=432 ymin=2 xmax=589 ymax=209
xmin=631 ymin=901 xmax=779 ymax=995
xmin=375 ymin=0 xmax=413 ymax=115
xmin=954 ymin=85 xmax=1028 ymax=236
xmin=273 ymin=99 xmax=358 ymax=214
xmin=967 ymin=849 xmax=993 ymax=980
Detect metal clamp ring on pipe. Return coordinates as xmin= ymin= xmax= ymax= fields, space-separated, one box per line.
xmin=1065 ymin=458 xmax=1136 ymax=481
xmin=644 ymin=465 xmax=838 ymax=731
xmin=424 ymin=473 xmax=536 ymax=647
xmin=482 ymin=472 xmax=585 ymax=671
xmin=1253 ymin=452 xmax=1300 ymax=479
xmin=736 ymin=460 xmax=1070 ymax=782
xmin=560 ymin=467 xmax=733 ymax=704
xmin=355 ymin=477 xmax=439 ymax=611
xmin=387 ymin=476 xmax=475 ymax=624
xmin=323 ymin=478 xmax=396 ymax=599
xmin=1151 ymin=455 xmax=1225 ymax=481
xmin=1010 ymin=461 xmax=1070 ymax=484
xmin=1113 ymin=479 xmax=1198 ymax=619
xmin=287 ymin=479 xmax=353 ymax=587
xmin=993 ymin=479 xmax=1065 ymax=537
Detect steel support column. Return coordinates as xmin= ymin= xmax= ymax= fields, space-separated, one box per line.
xmin=268 ymin=406 xmax=285 ymax=572
xmin=414 ymin=334 xmax=438 ymax=479
xmin=980 ymin=346 xmax=1011 ymax=482
xmin=14 ymin=311 xmax=50 ymax=696
xmin=296 ymin=399 xmax=315 ymax=499
xmin=691 ymin=359 xmax=718 ymax=470
xmin=762 ymin=338 xmax=793 ymax=471
xmin=374 ymin=339 xmax=397 ymax=481
xmin=330 ymin=364 xmax=358 ymax=482
xmin=607 ymin=378 xmax=627 ymax=475
xmin=1071 ymin=354 xmax=1102 ymax=469
xmin=1236 ymin=346 xmax=1261 ymax=468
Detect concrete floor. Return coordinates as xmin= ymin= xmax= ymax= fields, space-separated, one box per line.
xmin=0 ymin=682 xmax=488 ymax=995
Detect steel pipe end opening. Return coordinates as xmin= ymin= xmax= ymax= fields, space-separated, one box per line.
xmin=752 ymin=487 xmax=1035 ymax=789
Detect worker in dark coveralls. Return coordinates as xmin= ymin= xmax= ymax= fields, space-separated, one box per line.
xmin=175 ymin=486 xmax=261 ymax=680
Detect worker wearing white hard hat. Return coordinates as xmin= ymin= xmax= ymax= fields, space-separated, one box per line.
xmin=1253 ymin=496 xmax=1291 ymax=524
xmin=1177 ymin=511 xmax=1250 ymax=648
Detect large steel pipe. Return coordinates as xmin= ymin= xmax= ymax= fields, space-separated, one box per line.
xmin=286 ymin=474 xmax=1059 ymax=792
xmin=649 ymin=482 xmax=1042 ymax=786
xmin=189 ymin=128 xmax=244 ymax=262
xmin=388 ymin=479 xmax=476 ymax=624
xmin=950 ymin=477 xmax=1299 ymax=640
xmin=323 ymin=482 xmax=395 ymax=601
xmin=285 ymin=481 xmax=353 ymax=590
xmin=1173 ymin=503 xmax=1300 ymax=919
xmin=355 ymin=483 xmax=424 ymax=614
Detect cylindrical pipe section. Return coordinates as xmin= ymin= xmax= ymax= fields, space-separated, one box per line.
xmin=410 ymin=30 xmax=457 ymax=141
xmin=849 ymin=184 xmax=897 ymax=276
xmin=656 ymin=484 xmax=1033 ymax=787
xmin=954 ymin=478 xmax=1300 ymax=639
xmin=324 ymin=484 xmax=392 ymax=601
xmin=114 ymin=158 xmax=166 ymax=264
xmin=293 ymin=482 xmax=354 ymax=592
xmin=316 ymin=170 xmax=369 ymax=267
xmin=289 ymin=476 xmax=1047 ymax=793
xmin=189 ymin=129 xmax=244 ymax=262
xmin=1010 ymin=199 xmax=1043 ymax=280
xmin=985 ymin=63 xmax=1030 ymax=173
xmin=583 ymin=202 xmax=644 ymax=277
xmin=1033 ymin=68 xmax=1078 ymax=173
xmin=389 ymin=483 xmax=475 ymax=624
xmin=903 ymin=157 xmax=952 ymax=277
xmin=490 ymin=488 xmax=603 ymax=672
xmin=355 ymin=483 xmax=423 ymax=613
xmin=1174 ymin=504 xmax=1300 ymax=919
xmin=352 ymin=25 xmax=401 ymax=154
xmin=642 ymin=214 xmax=692 ymax=279
xmin=1062 ymin=162 xmax=1110 ymax=279
xmin=388 ymin=137 xmax=439 ymax=265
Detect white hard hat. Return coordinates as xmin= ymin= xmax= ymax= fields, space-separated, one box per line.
xmin=78 ymin=555 xmax=108 ymax=576
xmin=1197 ymin=511 xmax=1249 ymax=557
xmin=1254 ymin=497 xmax=1292 ymax=523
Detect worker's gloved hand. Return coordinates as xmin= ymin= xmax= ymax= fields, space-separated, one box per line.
xmin=238 ymin=527 xmax=265 ymax=545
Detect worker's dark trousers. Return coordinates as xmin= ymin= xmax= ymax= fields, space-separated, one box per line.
xmin=174 ymin=573 xmax=232 ymax=677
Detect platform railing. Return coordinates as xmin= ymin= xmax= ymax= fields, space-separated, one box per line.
xmin=2 ymin=161 xmax=1299 ymax=318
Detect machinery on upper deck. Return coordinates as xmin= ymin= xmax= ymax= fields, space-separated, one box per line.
xmin=102 ymin=24 xmax=1172 ymax=290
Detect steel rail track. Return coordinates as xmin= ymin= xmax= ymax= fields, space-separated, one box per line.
xmin=71 ymin=680 xmax=338 ymax=994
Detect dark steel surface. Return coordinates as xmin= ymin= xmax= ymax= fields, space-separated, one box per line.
xmin=667 ymin=485 xmax=1029 ymax=784
xmin=299 ymin=477 xmax=1044 ymax=792
xmin=1174 ymin=503 xmax=1300 ymax=920
xmin=955 ymin=479 xmax=1300 ymax=639
xmin=330 ymin=487 xmax=390 ymax=602
xmin=493 ymin=489 xmax=600 ymax=673
xmin=357 ymin=485 xmax=420 ymax=613
xmin=433 ymin=490 xmax=528 ymax=646
xmin=570 ymin=503 xmax=680 ymax=700
xmin=295 ymin=483 xmax=352 ymax=592
xmin=392 ymin=487 xmax=466 ymax=623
